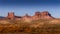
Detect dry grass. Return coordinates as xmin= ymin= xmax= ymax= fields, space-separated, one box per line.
xmin=0 ymin=19 xmax=60 ymax=34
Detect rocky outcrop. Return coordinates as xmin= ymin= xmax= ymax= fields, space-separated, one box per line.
xmin=7 ymin=12 xmax=22 ymax=20
xmin=7 ymin=12 xmax=15 ymax=19
xmin=22 ymin=14 xmax=32 ymax=22
xmin=32 ymin=11 xmax=54 ymax=20
xmin=6 ymin=11 xmax=54 ymax=22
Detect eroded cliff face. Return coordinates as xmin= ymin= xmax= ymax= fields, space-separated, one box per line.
xmin=22 ymin=11 xmax=54 ymax=22
xmin=6 ymin=11 xmax=54 ymax=22
xmin=7 ymin=12 xmax=15 ymax=19
xmin=33 ymin=11 xmax=53 ymax=19
xmin=32 ymin=11 xmax=53 ymax=20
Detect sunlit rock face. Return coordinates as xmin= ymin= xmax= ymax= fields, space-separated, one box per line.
xmin=33 ymin=11 xmax=54 ymax=20
xmin=7 ymin=12 xmax=15 ymax=20
xmin=6 ymin=11 xmax=54 ymax=22
xmin=22 ymin=14 xmax=33 ymax=22
xmin=7 ymin=12 xmax=22 ymax=20
xmin=22 ymin=11 xmax=54 ymax=22
xmin=40 ymin=11 xmax=53 ymax=19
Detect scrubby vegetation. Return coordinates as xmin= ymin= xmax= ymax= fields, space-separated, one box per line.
xmin=0 ymin=19 xmax=60 ymax=34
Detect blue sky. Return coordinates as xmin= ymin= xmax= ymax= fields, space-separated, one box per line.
xmin=0 ymin=0 xmax=60 ymax=18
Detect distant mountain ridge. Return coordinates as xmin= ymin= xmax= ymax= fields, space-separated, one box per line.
xmin=0 ymin=16 xmax=5 ymax=18
xmin=0 ymin=11 xmax=55 ymax=22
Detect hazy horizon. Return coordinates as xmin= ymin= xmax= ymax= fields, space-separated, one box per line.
xmin=0 ymin=0 xmax=60 ymax=18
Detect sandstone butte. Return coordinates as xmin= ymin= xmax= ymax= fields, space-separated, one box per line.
xmin=0 ymin=11 xmax=57 ymax=22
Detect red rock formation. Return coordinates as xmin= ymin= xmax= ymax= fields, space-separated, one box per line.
xmin=31 ymin=11 xmax=41 ymax=20
xmin=22 ymin=14 xmax=32 ymax=22
xmin=7 ymin=12 xmax=15 ymax=19
xmin=35 ymin=11 xmax=41 ymax=17
xmin=40 ymin=11 xmax=52 ymax=19
xmin=7 ymin=12 xmax=22 ymax=20
xmin=32 ymin=11 xmax=53 ymax=20
xmin=40 ymin=11 xmax=51 ymax=16
xmin=6 ymin=11 xmax=54 ymax=22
